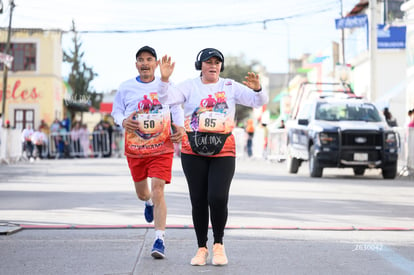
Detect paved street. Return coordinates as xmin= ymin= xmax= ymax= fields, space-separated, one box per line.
xmin=0 ymin=157 xmax=414 ymax=274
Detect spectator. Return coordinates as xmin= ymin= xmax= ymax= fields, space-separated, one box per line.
xmin=50 ymin=118 xmax=61 ymax=133
xmin=111 ymin=124 xmax=124 ymax=157
xmin=31 ymin=126 xmax=48 ymax=159
xmin=70 ymin=121 xmax=81 ymax=157
xmin=39 ymin=119 xmax=50 ymax=135
xmin=261 ymin=122 xmax=269 ymax=159
xmin=245 ymin=119 xmax=254 ymax=157
xmin=101 ymin=120 xmax=113 ymax=157
xmin=383 ymin=107 xmax=398 ymax=127
xmin=5 ymin=119 xmax=11 ymax=128
xmin=408 ymin=109 xmax=414 ymax=128
xmin=57 ymin=123 xmax=69 ymax=159
xmin=93 ymin=121 xmax=105 ymax=158
xmin=79 ymin=123 xmax=90 ymax=158
xmin=21 ymin=125 xmax=34 ymax=160
xmin=50 ymin=119 xmax=61 ymax=157
xmin=61 ymin=115 xmax=71 ymax=132
xmin=279 ymin=119 xmax=285 ymax=129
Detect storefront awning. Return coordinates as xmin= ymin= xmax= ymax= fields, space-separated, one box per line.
xmin=64 ymin=100 xmax=90 ymax=112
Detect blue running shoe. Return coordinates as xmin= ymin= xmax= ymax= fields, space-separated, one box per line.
xmin=144 ymin=203 xmax=154 ymax=223
xmin=151 ymin=238 xmax=165 ymax=259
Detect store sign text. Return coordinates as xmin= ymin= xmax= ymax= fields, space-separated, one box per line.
xmin=0 ymin=80 xmax=41 ymax=101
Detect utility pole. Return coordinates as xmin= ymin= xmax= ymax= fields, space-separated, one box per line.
xmin=1 ymin=0 xmax=15 ymax=127
xmin=340 ymin=0 xmax=345 ymax=64
xmin=283 ymin=19 xmax=291 ymax=87
xmin=369 ymin=0 xmax=378 ymax=102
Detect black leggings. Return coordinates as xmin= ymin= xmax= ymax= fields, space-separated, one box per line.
xmin=181 ymin=153 xmax=235 ymax=248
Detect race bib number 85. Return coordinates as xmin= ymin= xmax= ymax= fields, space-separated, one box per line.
xmin=199 ymin=112 xmax=226 ymax=133
xmin=137 ymin=113 xmax=163 ymax=134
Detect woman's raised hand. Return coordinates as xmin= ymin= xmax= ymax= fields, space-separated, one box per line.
xmin=242 ymin=72 xmax=261 ymax=91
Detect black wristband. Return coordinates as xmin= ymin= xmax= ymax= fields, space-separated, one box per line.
xmin=253 ymin=87 xmax=262 ymax=92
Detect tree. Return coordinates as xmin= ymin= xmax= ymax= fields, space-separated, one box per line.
xmin=220 ymin=54 xmax=261 ymax=125
xmin=63 ymin=20 xmax=102 ymax=117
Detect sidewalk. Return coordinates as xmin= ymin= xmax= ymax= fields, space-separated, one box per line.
xmin=1 ymin=157 xmax=414 ymax=275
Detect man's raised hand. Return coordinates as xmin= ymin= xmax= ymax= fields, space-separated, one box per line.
xmin=159 ymin=55 xmax=175 ymax=83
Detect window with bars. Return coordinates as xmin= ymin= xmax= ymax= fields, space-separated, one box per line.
xmin=0 ymin=43 xmax=36 ymax=71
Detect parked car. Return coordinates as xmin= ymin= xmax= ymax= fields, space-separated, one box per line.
xmin=286 ymin=83 xmax=399 ymax=179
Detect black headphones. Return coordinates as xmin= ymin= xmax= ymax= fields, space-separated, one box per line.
xmin=194 ymin=48 xmax=224 ymax=72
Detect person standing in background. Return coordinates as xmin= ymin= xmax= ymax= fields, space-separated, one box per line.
xmin=383 ymin=107 xmax=398 ymax=127
xmin=21 ymin=125 xmax=34 ymax=160
xmin=408 ymin=109 xmax=414 ymax=128
xmin=245 ymin=118 xmax=255 ymax=157
xmin=70 ymin=121 xmax=81 ymax=157
xmin=31 ymin=126 xmax=47 ymax=159
xmin=79 ymin=123 xmax=90 ymax=158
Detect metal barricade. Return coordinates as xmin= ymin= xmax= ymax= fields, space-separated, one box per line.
xmin=0 ymin=128 xmax=23 ymax=164
xmin=49 ymin=131 xmax=110 ymax=158
xmin=267 ymin=128 xmax=287 ymax=162
xmin=233 ymin=127 xmax=246 ymax=158
xmin=398 ymin=127 xmax=414 ymax=178
xmin=111 ymin=129 xmax=124 ymax=158
xmin=1 ymin=128 xmax=124 ymax=163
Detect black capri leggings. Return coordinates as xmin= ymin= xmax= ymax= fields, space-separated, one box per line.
xmin=181 ymin=153 xmax=235 ymax=247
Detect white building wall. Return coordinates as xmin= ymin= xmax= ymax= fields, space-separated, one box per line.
xmin=350 ymin=53 xmax=370 ymax=99
xmin=351 ymin=49 xmax=406 ymax=125
xmin=402 ymin=0 xmax=414 ymax=125
xmin=377 ymin=50 xmax=406 ymax=126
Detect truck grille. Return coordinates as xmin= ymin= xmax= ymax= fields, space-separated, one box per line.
xmin=341 ymin=131 xmax=382 ymax=147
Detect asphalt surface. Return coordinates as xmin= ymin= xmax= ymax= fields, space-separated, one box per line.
xmin=1 ymin=157 xmax=414 ymax=275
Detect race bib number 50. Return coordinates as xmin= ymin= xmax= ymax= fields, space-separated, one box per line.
xmin=199 ymin=112 xmax=226 ymax=133
xmin=137 ymin=113 xmax=163 ymax=134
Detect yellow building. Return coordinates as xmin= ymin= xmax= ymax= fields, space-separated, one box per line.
xmin=0 ymin=28 xmax=67 ymax=129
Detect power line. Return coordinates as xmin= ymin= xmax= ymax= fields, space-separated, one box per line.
xmin=74 ymin=7 xmax=336 ymax=34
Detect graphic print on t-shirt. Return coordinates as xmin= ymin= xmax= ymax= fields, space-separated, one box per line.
xmin=134 ymin=92 xmax=165 ymax=139
xmin=125 ymin=92 xmax=173 ymax=157
xmin=189 ymin=91 xmax=230 ymax=133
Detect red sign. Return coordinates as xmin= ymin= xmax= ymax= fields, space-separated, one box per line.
xmin=0 ymin=80 xmax=41 ymax=102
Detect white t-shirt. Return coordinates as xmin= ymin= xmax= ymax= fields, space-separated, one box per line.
xmin=112 ymin=76 xmax=184 ymax=158
xmin=158 ymin=77 xmax=268 ymax=156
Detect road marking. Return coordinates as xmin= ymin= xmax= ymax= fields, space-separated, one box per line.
xmin=377 ymin=245 xmax=414 ymax=274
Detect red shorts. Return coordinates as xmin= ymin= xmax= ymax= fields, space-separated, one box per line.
xmin=126 ymin=153 xmax=174 ymax=184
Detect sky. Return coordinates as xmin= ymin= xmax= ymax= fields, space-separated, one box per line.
xmin=0 ymin=0 xmax=358 ymax=93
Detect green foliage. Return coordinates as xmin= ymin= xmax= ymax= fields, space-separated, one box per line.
xmin=63 ymin=20 xmax=101 ymax=110
xmin=220 ymin=54 xmax=260 ymax=124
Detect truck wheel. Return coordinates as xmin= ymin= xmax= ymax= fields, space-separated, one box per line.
xmin=353 ymin=167 xmax=365 ymax=176
xmin=286 ymin=145 xmax=300 ymax=173
xmin=309 ymin=145 xmax=323 ymax=178
xmin=382 ymin=162 xmax=397 ymax=179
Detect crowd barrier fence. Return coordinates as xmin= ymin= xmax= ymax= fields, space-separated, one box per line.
xmin=0 ymin=129 xmax=124 ymax=163
xmin=267 ymin=129 xmax=287 ymax=162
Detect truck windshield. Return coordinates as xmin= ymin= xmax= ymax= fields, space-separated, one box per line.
xmin=315 ymin=102 xmax=382 ymax=122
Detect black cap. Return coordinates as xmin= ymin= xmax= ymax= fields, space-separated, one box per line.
xmin=136 ymin=46 xmax=157 ymax=60
xmin=199 ymin=48 xmax=223 ymax=62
